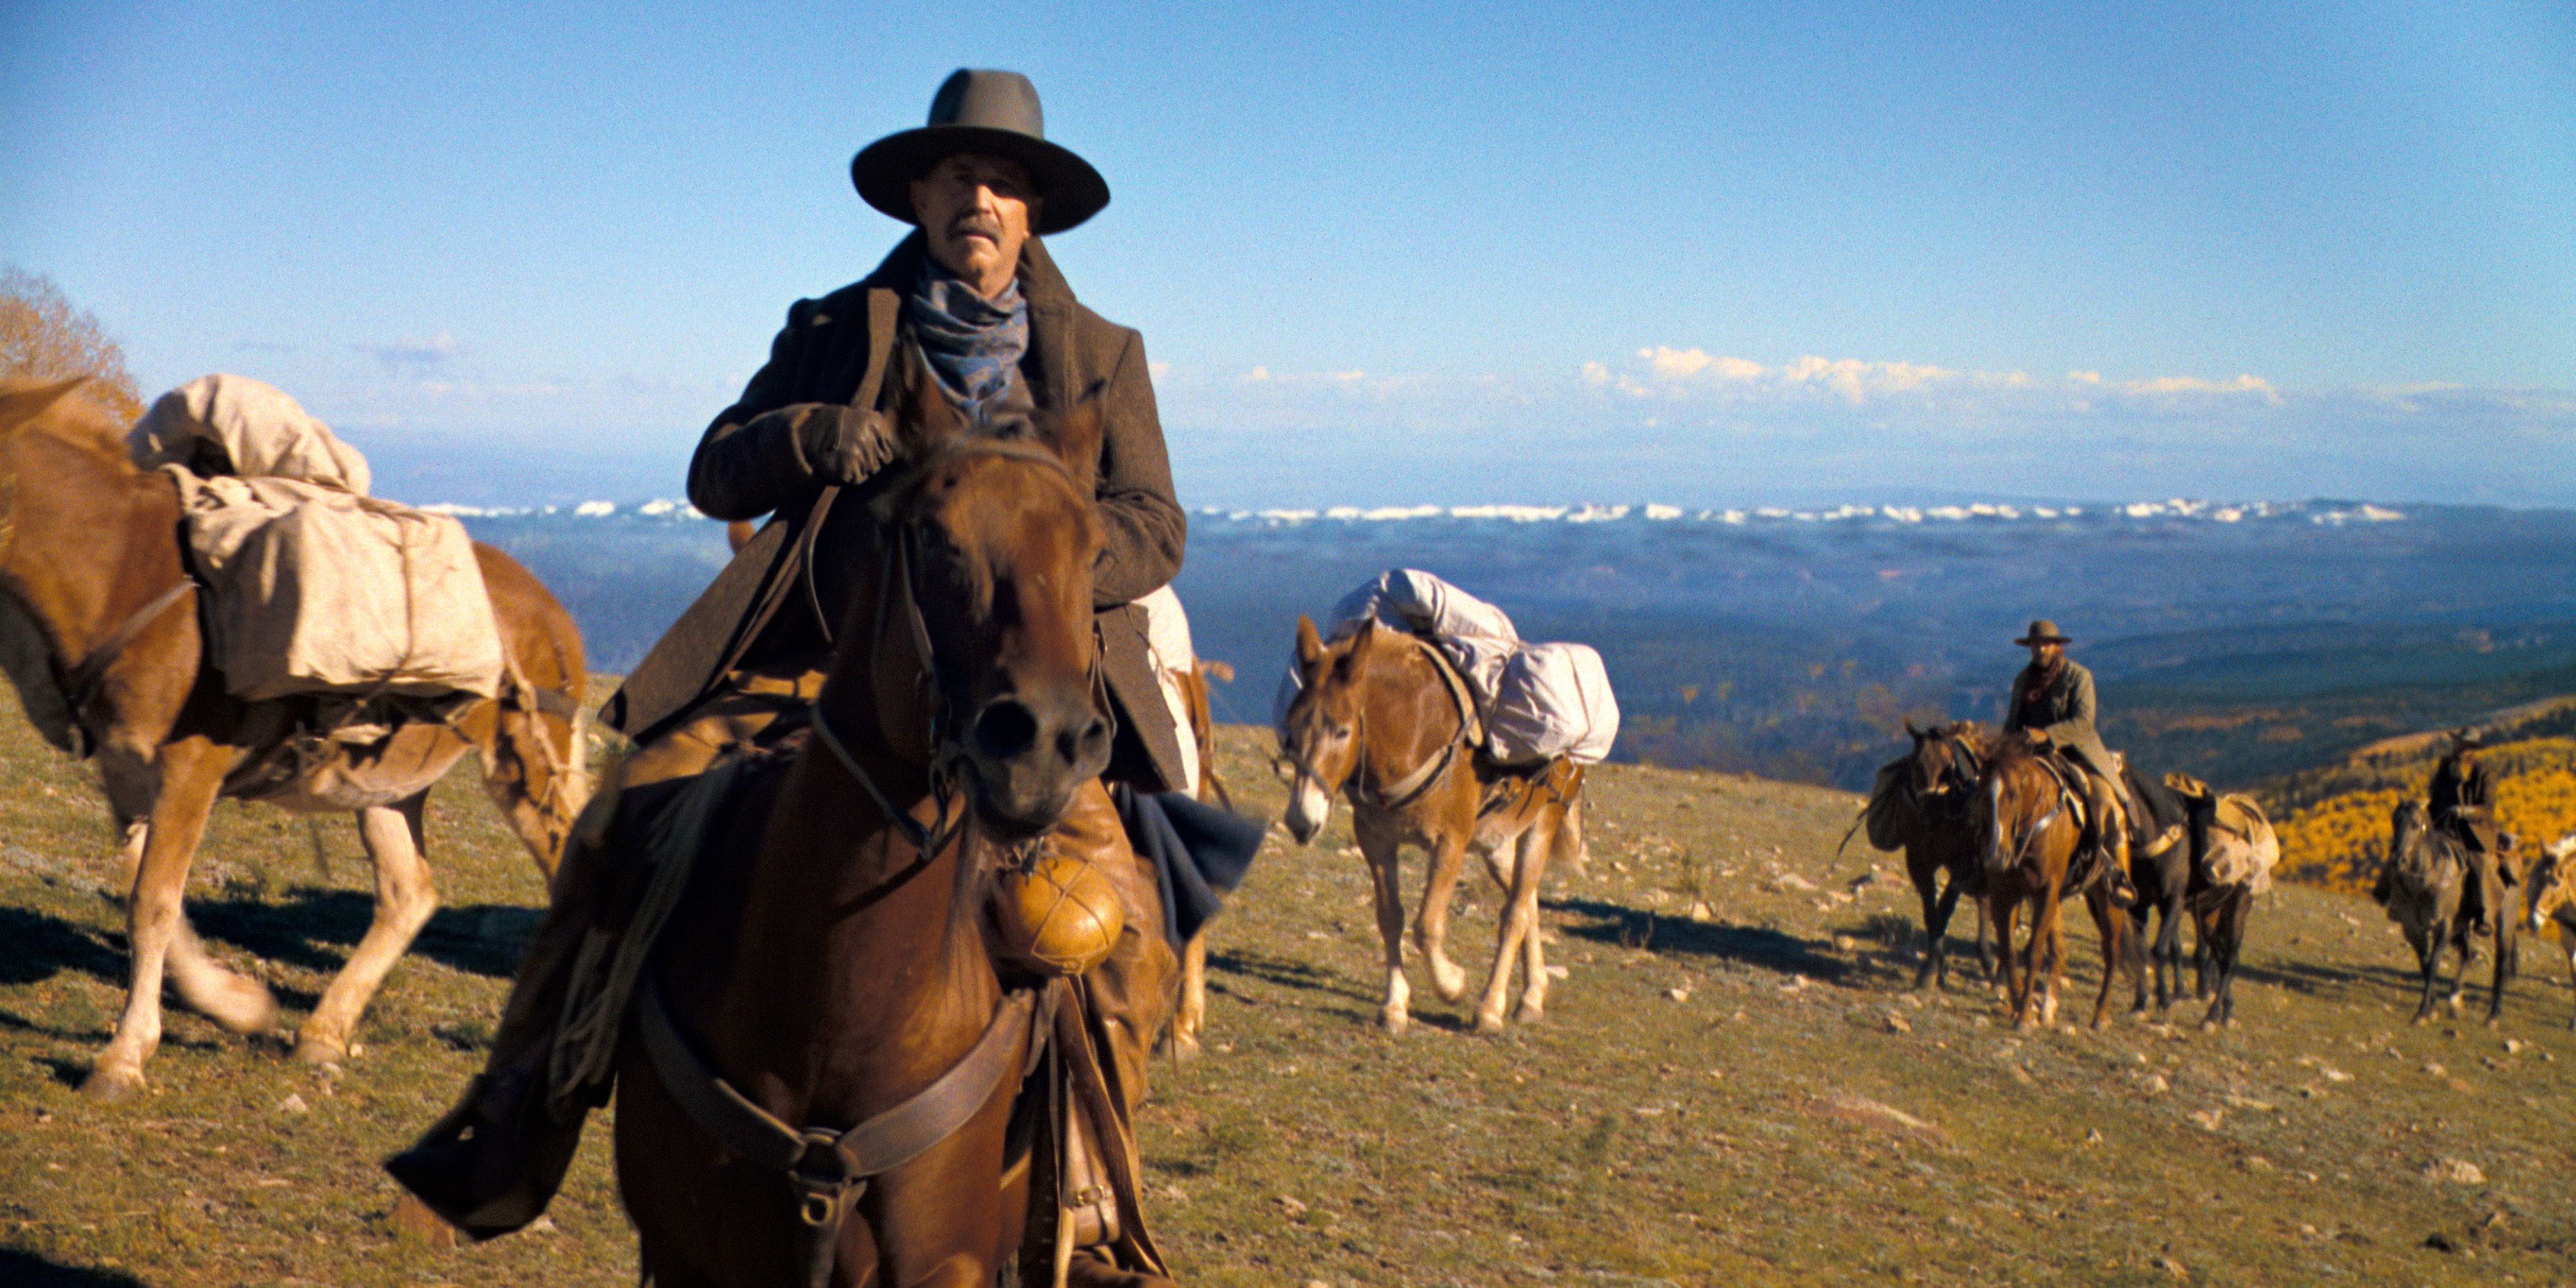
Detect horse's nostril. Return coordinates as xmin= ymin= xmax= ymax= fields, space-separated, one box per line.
xmin=972 ymin=700 xmax=1040 ymax=761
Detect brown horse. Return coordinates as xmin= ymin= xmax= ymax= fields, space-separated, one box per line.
xmin=1278 ymin=615 xmax=1585 ymax=1036
xmin=0 ymin=377 xmax=586 ymax=1100
xmin=1970 ymin=734 xmax=2134 ymax=1029
xmin=610 ymin=386 xmax=1153 ymax=1285
xmin=1166 ymin=657 xmax=1233 ymax=1060
xmin=1852 ymin=720 xmax=1992 ymax=991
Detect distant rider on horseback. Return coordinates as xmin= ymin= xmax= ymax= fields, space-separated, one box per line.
xmin=2426 ymin=729 xmax=2515 ymax=933
xmin=2001 ymin=619 xmax=2139 ymax=907
xmin=392 ymin=70 xmax=1189 ymax=1283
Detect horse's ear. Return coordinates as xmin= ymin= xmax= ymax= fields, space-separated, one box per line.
xmin=1903 ymin=719 xmax=1922 ymax=740
xmin=0 ymin=377 xmax=92 ymax=435
xmin=1294 ymin=615 xmax=1324 ymax=669
xmin=890 ymin=347 xmax=966 ymax=461
xmin=1038 ymin=384 xmax=1106 ymax=494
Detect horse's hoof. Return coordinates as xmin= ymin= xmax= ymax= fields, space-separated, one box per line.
xmin=293 ymin=1033 xmax=348 ymax=1067
xmin=2200 ymin=1019 xmax=2220 ymax=1034
xmin=386 ymin=1193 xmax=459 ymax=1250
xmin=81 ymin=1063 xmax=144 ymax=1102
xmin=188 ymin=977 xmax=280 ymax=1037
xmin=1472 ymin=1010 xmax=1508 ymax=1036
xmin=1428 ymin=960 xmax=1469 ymax=1003
xmin=1514 ymin=1000 xmax=1545 ymax=1025
xmin=1379 ymin=1008 xmax=1409 ymax=1037
xmin=1163 ymin=1033 xmax=1201 ymax=1063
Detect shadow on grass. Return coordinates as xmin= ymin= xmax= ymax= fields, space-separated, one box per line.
xmin=1206 ymin=947 xmax=1372 ymax=1003
xmin=0 ymin=906 xmax=122 ymax=986
xmin=188 ymin=889 xmax=538 ymax=979
xmin=1546 ymin=897 xmax=1852 ymax=981
xmin=0 ymin=1249 xmax=147 ymax=1287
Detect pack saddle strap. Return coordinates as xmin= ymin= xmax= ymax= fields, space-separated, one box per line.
xmin=1369 ymin=635 xmax=1479 ymax=811
xmin=57 ymin=580 xmax=198 ymax=758
xmin=636 ymin=975 xmax=1053 ymax=1288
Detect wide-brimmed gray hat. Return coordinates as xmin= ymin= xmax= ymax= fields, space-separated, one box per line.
xmin=2449 ymin=727 xmax=2490 ymax=750
xmin=851 ymin=68 xmax=1109 ymax=235
xmin=2014 ymin=619 xmax=2074 ymax=646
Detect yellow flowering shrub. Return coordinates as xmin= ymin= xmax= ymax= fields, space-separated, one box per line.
xmin=2272 ymin=737 xmax=2576 ymax=892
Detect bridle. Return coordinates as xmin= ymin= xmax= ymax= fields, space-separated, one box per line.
xmin=1276 ymin=633 xmax=1469 ymax=813
xmin=805 ymin=439 xmax=1102 ymax=874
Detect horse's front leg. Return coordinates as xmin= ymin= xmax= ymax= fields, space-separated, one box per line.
xmin=2485 ymin=919 xmax=2515 ymax=1027
xmin=1356 ymin=821 xmax=1413 ymax=1036
xmin=98 ymin=747 xmax=277 ymax=1038
xmin=2412 ymin=929 xmax=2445 ymax=1023
xmin=1909 ymin=853 xmax=1946 ymax=990
xmin=1474 ymin=826 xmax=1550 ymax=1033
xmin=86 ymin=737 xmax=239 ymax=1100
xmin=2447 ymin=927 xmax=2475 ymax=1014
xmin=297 ymin=791 xmax=439 ymax=1065
xmin=1165 ymin=930 xmax=1209 ymax=1060
xmin=1991 ymin=897 xmax=2027 ymax=1024
xmin=2561 ymin=938 xmax=2576 ymax=1031
xmin=2085 ymin=889 xmax=2123 ymax=1030
xmin=1411 ymin=831 xmax=1472 ymax=1004
xmin=2035 ymin=889 xmax=2067 ymax=1029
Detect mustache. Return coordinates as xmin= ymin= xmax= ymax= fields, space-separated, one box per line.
xmin=948 ymin=214 xmax=1004 ymax=240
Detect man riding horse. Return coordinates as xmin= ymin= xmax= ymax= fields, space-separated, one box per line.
xmin=2428 ymin=729 xmax=2515 ymax=933
xmin=2001 ymin=619 xmax=2139 ymax=907
xmin=392 ymin=70 xmax=1187 ymax=1278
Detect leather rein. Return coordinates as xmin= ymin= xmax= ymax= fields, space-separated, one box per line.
xmin=644 ymin=456 xmax=1099 ymax=1287
xmin=50 ymin=579 xmax=198 ymax=759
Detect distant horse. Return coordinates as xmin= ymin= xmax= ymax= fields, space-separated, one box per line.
xmin=0 ymin=378 xmax=587 ymax=1100
xmin=1850 ymin=720 xmax=1991 ymax=991
xmin=1970 ymin=734 xmax=2133 ymax=1029
xmin=2118 ymin=762 xmax=2197 ymax=1018
xmin=1278 ymin=615 xmax=1585 ymax=1035
xmin=611 ymin=381 xmax=1169 ymax=1286
xmin=2525 ymin=835 xmax=2576 ymax=1030
xmin=1166 ymin=657 xmax=1235 ymax=1061
xmin=2377 ymin=798 xmax=2517 ymax=1025
xmin=2159 ymin=773 xmax=2278 ymax=1029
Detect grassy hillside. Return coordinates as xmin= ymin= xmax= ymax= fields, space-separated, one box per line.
xmin=1 ymin=703 xmax=2573 ymax=1285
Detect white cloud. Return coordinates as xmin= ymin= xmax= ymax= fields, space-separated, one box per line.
xmin=355 ymin=332 xmax=462 ymax=367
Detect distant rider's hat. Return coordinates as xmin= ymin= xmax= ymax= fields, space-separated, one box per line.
xmin=2014 ymin=619 xmax=2074 ymax=646
xmin=851 ymin=68 xmax=1109 ymax=235
xmin=2449 ymin=727 xmax=2490 ymax=750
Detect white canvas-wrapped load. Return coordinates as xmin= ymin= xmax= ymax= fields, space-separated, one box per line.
xmin=2202 ymin=795 xmax=2279 ymax=895
xmin=1486 ymin=642 xmax=1619 ymax=765
xmin=1136 ymin=584 xmax=1204 ymax=797
xmin=130 ymin=375 xmax=505 ymax=702
xmin=1278 ymin=568 xmax=1621 ymax=766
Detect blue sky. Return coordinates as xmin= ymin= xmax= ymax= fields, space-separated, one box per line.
xmin=4 ymin=1 xmax=2570 ymax=507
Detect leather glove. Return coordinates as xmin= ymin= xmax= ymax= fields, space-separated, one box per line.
xmin=768 ymin=404 xmax=899 ymax=486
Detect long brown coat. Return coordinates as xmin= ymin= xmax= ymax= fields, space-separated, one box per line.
xmin=2003 ymin=657 xmax=2115 ymax=777
xmin=602 ymin=232 xmax=1189 ymax=791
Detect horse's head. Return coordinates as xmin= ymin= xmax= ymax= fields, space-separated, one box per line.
xmin=1277 ymin=613 xmax=1376 ymax=846
xmin=855 ymin=366 xmax=1110 ymax=839
xmin=2529 ymin=835 xmax=2576 ymax=933
xmin=1974 ymin=734 xmax=2057 ymax=879
xmin=1904 ymin=721 xmax=1972 ymax=800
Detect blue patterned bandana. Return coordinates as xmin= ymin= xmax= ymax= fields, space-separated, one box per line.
xmin=906 ymin=257 xmax=1029 ymax=424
